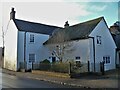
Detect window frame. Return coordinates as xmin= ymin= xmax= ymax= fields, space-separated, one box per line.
xmin=96 ymin=36 xmax=102 ymax=45
xmin=29 ymin=54 xmax=35 ymax=63
xmin=29 ymin=34 xmax=35 ymax=43
xmin=103 ymin=56 xmax=110 ymax=64
xmin=75 ymin=56 xmax=81 ymax=60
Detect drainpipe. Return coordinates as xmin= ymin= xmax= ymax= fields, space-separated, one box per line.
xmin=89 ymin=37 xmax=96 ymax=72
xmin=24 ymin=32 xmax=27 ymax=71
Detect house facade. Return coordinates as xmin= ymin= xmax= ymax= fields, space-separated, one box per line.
xmin=44 ymin=17 xmax=117 ymax=72
xmin=110 ymin=21 xmax=120 ymax=68
xmin=4 ymin=8 xmax=117 ymax=72
xmin=4 ymin=8 xmax=61 ymax=71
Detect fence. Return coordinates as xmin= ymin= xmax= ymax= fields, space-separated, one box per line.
xmin=19 ymin=61 xmax=105 ymax=75
xmin=70 ymin=62 xmax=89 ymax=74
xmin=32 ymin=61 xmax=90 ymax=74
xmin=32 ymin=62 xmax=70 ymax=73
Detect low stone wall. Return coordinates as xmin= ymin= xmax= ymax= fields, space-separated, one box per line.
xmin=32 ymin=70 xmax=70 ymax=78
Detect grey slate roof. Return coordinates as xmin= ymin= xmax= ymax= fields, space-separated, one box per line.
xmin=14 ymin=19 xmax=61 ymax=35
xmin=43 ymin=17 xmax=103 ymax=45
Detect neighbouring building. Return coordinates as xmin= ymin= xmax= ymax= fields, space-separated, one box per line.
xmin=110 ymin=21 xmax=120 ymax=68
xmin=4 ymin=8 xmax=117 ymax=72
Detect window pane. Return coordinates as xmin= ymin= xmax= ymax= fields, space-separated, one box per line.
xmin=30 ymin=34 xmax=34 ymax=42
xmin=96 ymin=36 xmax=101 ymax=44
xmin=103 ymin=56 xmax=110 ymax=64
xmin=76 ymin=57 xmax=80 ymax=60
xmin=29 ymin=54 xmax=35 ymax=62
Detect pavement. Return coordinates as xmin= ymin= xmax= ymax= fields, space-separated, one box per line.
xmin=2 ymin=68 xmax=120 ymax=89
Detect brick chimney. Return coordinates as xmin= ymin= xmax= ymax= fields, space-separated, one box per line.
xmin=64 ymin=21 xmax=69 ymax=28
xmin=10 ymin=8 xmax=16 ymax=20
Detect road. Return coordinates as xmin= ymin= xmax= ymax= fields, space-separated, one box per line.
xmin=1 ymin=70 xmax=74 ymax=88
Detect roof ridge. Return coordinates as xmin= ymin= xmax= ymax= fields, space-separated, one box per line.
xmin=70 ymin=16 xmax=104 ymax=27
xmin=44 ymin=17 xmax=104 ymax=45
xmin=15 ymin=19 xmax=62 ymax=28
xmin=14 ymin=19 xmax=61 ymax=35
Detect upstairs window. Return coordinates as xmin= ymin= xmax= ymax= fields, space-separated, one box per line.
xmin=30 ymin=34 xmax=34 ymax=43
xmin=96 ymin=36 xmax=101 ymax=45
xmin=29 ymin=54 xmax=35 ymax=62
xmin=75 ymin=56 xmax=81 ymax=60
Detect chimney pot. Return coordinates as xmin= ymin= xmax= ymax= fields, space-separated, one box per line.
xmin=64 ymin=21 xmax=69 ymax=28
xmin=10 ymin=7 xmax=16 ymax=20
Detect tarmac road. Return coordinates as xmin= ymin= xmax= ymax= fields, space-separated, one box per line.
xmin=1 ymin=70 xmax=74 ymax=88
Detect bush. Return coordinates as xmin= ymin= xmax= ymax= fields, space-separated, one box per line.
xmin=40 ymin=59 xmax=50 ymax=64
xmin=51 ymin=62 xmax=69 ymax=73
xmin=39 ymin=59 xmax=51 ymax=71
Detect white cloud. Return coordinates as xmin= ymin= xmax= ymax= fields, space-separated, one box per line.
xmin=89 ymin=5 xmax=107 ymax=11
xmin=2 ymin=2 xmax=91 ymax=27
xmin=1 ymin=1 xmax=91 ymax=47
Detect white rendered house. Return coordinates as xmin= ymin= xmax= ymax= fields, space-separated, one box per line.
xmin=44 ymin=17 xmax=117 ymax=72
xmin=4 ymin=8 xmax=117 ymax=72
xmin=4 ymin=8 xmax=61 ymax=71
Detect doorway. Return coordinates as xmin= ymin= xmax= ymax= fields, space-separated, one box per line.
xmin=52 ymin=57 xmax=56 ymax=63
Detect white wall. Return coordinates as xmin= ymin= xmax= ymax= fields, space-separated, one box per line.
xmin=17 ymin=31 xmax=25 ymax=70
xmin=25 ymin=32 xmax=50 ymax=70
xmin=46 ymin=39 xmax=90 ymax=63
xmin=11 ymin=27 xmax=51 ymax=71
xmin=4 ymin=20 xmax=18 ymax=71
xmin=89 ymin=19 xmax=116 ymax=71
xmin=63 ymin=40 xmax=90 ymax=63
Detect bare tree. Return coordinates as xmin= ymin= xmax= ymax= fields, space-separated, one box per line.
xmin=49 ymin=29 xmax=75 ymax=62
xmin=1 ymin=20 xmax=10 ymax=56
xmin=2 ymin=26 xmax=4 ymax=48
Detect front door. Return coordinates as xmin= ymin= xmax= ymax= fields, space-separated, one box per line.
xmin=52 ymin=57 xmax=56 ymax=63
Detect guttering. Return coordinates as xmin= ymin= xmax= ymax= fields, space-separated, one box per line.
xmin=89 ymin=36 xmax=96 ymax=72
xmin=24 ymin=31 xmax=27 ymax=70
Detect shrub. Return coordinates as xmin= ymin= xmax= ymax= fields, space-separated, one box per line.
xmin=51 ymin=62 xmax=69 ymax=73
xmin=40 ymin=59 xmax=50 ymax=64
xmin=39 ymin=59 xmax=51 ymax=71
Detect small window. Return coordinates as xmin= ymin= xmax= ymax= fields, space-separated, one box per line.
xmin=29 ymin=54 xmax=35 ymax=62
xmin=75 ymin=61 xmax=81 ymax=67
xmin=96 ymin=36 xmax=101 ymax=45
xmin=103 ymin=56 xmax=110 ymax=64
xmin=30 ymin=34 xmax=34 ymax=43
xmin=75 ymin=56 xmax=80 ymax=60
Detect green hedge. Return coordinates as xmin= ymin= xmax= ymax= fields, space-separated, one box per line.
xmin=50 ymin=62 xmax=69 ymax=73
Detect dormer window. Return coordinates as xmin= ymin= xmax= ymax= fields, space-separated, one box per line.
xmin=30 ymin=34 xmax=34 ymax=43
xmin=96 ymin=36 xmax=101 ymax=45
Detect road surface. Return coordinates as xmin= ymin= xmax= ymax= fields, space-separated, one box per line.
xmin=1 ymin=69 xmax=74 ymax=88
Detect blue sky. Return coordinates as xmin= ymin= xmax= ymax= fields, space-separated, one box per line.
xmin=0 ymin=0 xmax=119 ymax=47
xmin=73 ymin=2 xmax=118 ymax=26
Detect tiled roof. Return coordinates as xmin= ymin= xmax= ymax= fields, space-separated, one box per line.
xmin=43 ymin=17 xmax=103 ymax=45
xmin=14 ymin=19 xmax=61 ymax=35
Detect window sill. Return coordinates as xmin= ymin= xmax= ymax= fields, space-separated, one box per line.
xmin=29 ymin=42 xmax=35 ymax=44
